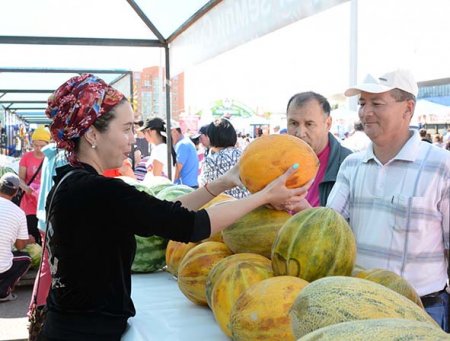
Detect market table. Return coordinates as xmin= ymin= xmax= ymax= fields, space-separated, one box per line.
xmin=121 ymin=271 xmax=229 ymax=341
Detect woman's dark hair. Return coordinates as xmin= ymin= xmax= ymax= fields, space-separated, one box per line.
xmin=207 ymin=118 xmax=237 ymax=148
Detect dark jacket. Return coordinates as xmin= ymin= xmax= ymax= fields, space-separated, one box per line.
xmin=319 ymin=133 xmax=352 ymax=206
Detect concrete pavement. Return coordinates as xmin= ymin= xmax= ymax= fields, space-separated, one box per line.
xmin=0 ymin=271 xmax=35 ymax=341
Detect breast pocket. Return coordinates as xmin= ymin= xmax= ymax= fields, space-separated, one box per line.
xmin=392 ymin=195 xmax=430 ymax=233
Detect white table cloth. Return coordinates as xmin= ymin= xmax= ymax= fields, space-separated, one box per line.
xmin=121 ymin=271 xmax=229 ymax=341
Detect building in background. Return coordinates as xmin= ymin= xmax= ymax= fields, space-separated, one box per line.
xmin=133 ymin=67 xmax=185 ymax=122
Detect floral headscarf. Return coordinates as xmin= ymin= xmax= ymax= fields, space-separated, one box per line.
xmin=45 ymin=73 xmax=125 ymax=164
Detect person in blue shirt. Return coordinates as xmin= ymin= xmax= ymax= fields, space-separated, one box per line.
xmin=170 ymin=121 xmax=199 ymax=188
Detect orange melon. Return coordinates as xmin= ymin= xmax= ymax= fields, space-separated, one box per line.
xmin=239 ymin=134 xmax=319 ymax=193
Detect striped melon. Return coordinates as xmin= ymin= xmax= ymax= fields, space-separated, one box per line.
xmin=289 ymin=276 xmax=439 ymax=338
xmin=222 ymin=206 xmax=291 ymax=258
xmin=299 ymin=318 xmax=448 ymax=341
xmin=271 ymin=207 xmax=356 ymax=281
xmin=177 ymin=241 xmax=233 ymax=305
xmin=230 ymin=276 xmax=309 ymax=341
xmin=165 ymin=240 xmax=199 ymax=277
xmin=355 ymin=268 xmax=424 ymax=308
xmin=201 ymin=193 xmax=236 ymax=243
xmin=211 ymin=260 xmax=273 ymax=336
xmin=206 ymin=253 xmax=271 ymax=308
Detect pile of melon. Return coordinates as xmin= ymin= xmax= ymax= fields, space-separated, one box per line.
xmin=161 ymin=135 xmax=445 ymax=339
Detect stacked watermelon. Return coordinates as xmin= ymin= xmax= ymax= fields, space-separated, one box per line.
xmin=126 ymin=180 xmax=194 ymax=273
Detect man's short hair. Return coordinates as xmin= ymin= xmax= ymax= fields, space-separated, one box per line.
xmin=286 ymin=91 xmax=331 ymax=116
xmin=0 ymin=172 xmax=20 ymax=196
xmin=390 ymin=88 xmax=416 ymax=103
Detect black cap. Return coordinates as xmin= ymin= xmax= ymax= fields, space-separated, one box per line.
xmin=199 ymin=124 xmax=209 ymax=135
xmin=138 ymin=117 xmax=166 ymax=132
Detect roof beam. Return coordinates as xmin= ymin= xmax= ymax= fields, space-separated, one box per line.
xmin=7 ymin=107 xmax=47 ymax=110
xmin=0 ymin=36 xmax=165 ymax=47
xmin=167 ymin=0 xmax=223 ymax=43
xmin=0 ymin=67 xmax=129 ymax=74
xmin=0 ymin=101 xmax=47 ymax=104
xmin=127 ymin=0 xmax=166 ymax=45
xmin=0 ymin=89 xmax=53 ymax=93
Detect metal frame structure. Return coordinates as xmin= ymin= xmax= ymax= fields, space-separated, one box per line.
xmin=0 ymin=0 xmax=223 ymax=177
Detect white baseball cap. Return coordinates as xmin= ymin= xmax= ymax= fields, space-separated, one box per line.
xmin=345 ymin=69 xmax=418 ymax=97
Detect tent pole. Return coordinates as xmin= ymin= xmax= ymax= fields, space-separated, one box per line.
xmin=348 ymin=0 xmax=358 ymax=112
xmin=164 ymin=46 xmax=173 ymax=181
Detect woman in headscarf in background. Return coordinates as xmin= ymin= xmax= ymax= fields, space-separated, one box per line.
xmin=18 ymin=126 xmax=51 ymax=245
xmin=39 ymin=74 xmax=309 ymax=340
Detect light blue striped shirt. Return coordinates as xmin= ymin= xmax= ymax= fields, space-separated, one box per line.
xmin=327 ymin=130 xmax=450 ymax=296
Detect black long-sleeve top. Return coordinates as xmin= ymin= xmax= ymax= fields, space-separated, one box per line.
xmin=45 ymin=163 xmax=210 ymax=320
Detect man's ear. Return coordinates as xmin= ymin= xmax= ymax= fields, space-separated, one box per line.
xmin=326 ymin=115 xmax=333 ymax=131
xmin=404 ymin=100 xmax=415 ymax=119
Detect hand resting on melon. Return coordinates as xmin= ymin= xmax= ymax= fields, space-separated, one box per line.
xmin=176 ymin=163 xmax=311 ymax=236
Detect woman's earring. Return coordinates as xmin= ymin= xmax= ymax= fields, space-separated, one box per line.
xmin=91 ymin=144 xmax=96 ymax=149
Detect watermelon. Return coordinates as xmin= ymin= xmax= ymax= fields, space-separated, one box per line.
xmin=131 ymin=236 xmax=169 ymax=273
xmin=0 ymin=166 xmax=17 ymax=177
xmin=156 ymin=184 xmax=194 ymax=201
xmin=131 ymin=184 xmax=194 ymax=273
xmin=24 ymin=243 xmax=42 ymax=269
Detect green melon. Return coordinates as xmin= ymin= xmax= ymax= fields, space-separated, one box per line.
xmin=130 ymin=184 xmax=193 ymax=273
xmin=131 ymin=236 xmax=169 ymax=273
xmin=24 ymin=243 xmax=42 ymax=269
xmin=355 ymin=268 xmax=424 ymax=308
xmin=156 ymin=184 xmax=194 ymax=201
xmin=271 ymin=207 xmax=356 ymax=281
xmin=289 ymin=276 xmax=439 ymax=339
xmin=298 ymin=318 xmax=448 ymax=341
xmin=0 ymin=166 xmax=17 ymax=177
xmin=222 ymin=206 xmax=291 ymax=258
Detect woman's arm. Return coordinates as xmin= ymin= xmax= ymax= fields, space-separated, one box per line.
xmin=18 ymin=165 xmax=32 ymax=193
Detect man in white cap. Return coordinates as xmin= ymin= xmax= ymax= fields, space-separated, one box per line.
xmin=0 ymin=172 xmax=34 ymax=302
xmin=326 ymin=69 xmax=450 ymax=331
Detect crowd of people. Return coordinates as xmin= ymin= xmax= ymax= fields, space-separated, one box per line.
xmin=0 ymin=68 xmax=449 ymax=339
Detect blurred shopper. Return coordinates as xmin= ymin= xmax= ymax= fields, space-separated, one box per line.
xmin=171 ymin=121 xmax=199 ymax=188
xmin=138 ymin=117 xmax=175 ymax=180
xmin=18 ymin=126 xmax=51 ymax=245
xmin=0 ymin=172 xmax=34 ymax=302
xmin=201 ymin=118 xmax=250 ymax=199
xmin=341 ymin=121 xmax=371 ymax=152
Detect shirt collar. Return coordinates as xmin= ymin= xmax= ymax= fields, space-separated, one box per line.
xmin=361 ymin=130 xmax=420 ymax=163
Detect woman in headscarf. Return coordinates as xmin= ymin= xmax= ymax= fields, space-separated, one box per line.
xmin=18 ymin=126 xmax=51 ymax=245
xmin=39 ymin=74 xmax=309 ymax=340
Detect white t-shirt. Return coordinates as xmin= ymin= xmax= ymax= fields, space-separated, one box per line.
xmin=0 ymin=197 xmax=29 ymax=273
xmin=146 ymin=143 xmax=170 ymax=178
